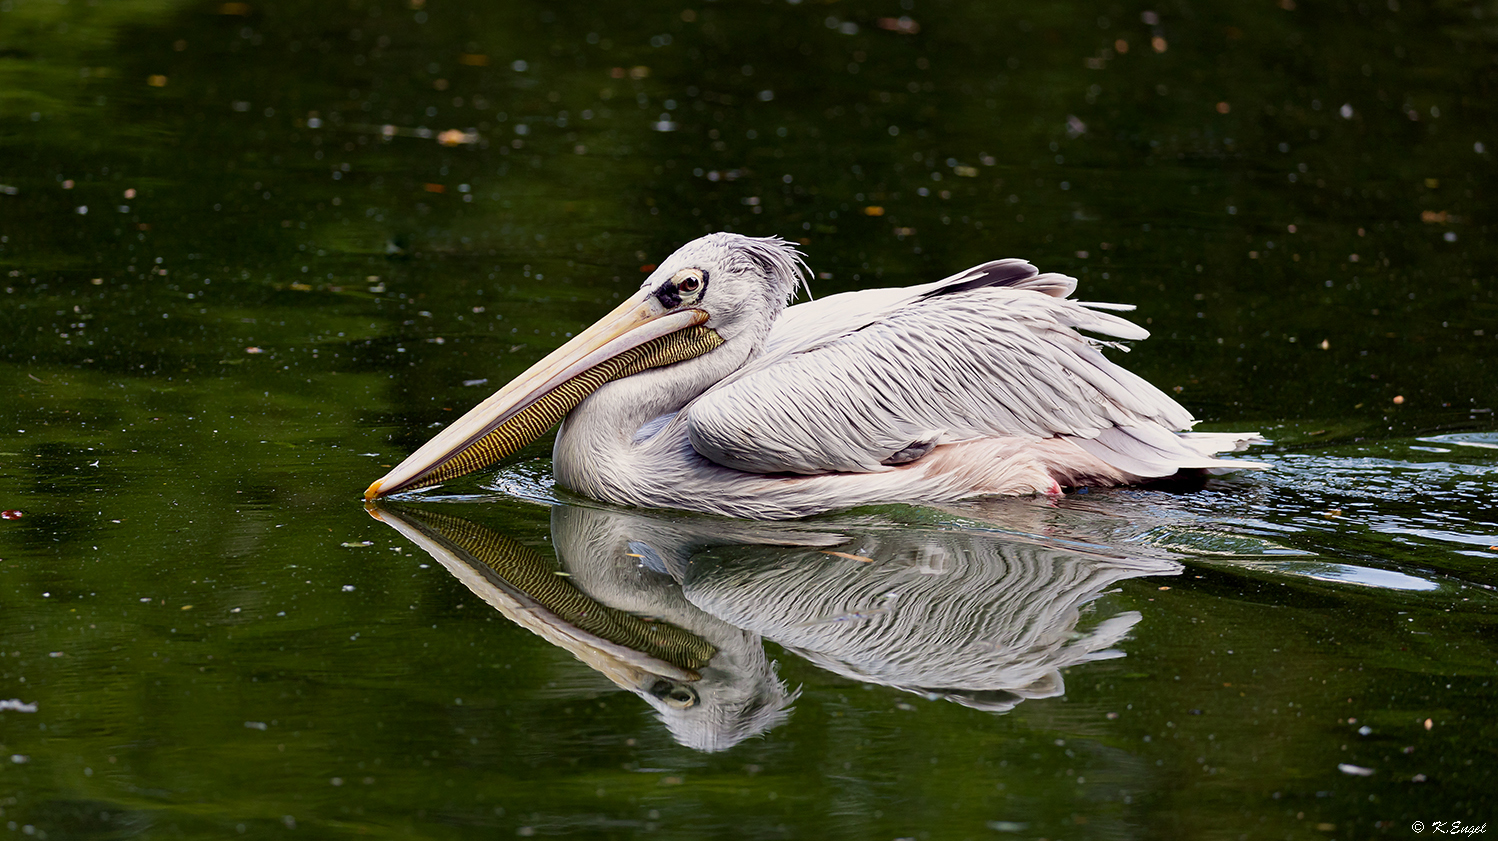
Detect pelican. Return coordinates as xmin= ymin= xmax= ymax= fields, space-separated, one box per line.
xmin=366 ymin=233 xmax=1263 ymax=518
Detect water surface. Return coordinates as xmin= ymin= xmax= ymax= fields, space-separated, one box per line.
xmin=2 ymin=0 xmax=1495 ymax=837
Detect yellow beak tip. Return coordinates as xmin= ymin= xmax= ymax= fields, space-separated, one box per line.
xmin=363 ymin=482 xmax=384 ymax=501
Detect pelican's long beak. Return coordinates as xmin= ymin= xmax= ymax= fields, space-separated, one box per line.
xmin=365 ymin=289 xmax=722 ymax=500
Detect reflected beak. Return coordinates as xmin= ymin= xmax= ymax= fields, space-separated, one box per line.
xmin=365 ymin=288 xmax=721 ymax=500
xmin=365 ymin=501 xmax=709 ymax=689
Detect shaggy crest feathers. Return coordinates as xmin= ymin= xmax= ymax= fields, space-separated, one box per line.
xmin=646 ymin=232 xmax=810 ymax=307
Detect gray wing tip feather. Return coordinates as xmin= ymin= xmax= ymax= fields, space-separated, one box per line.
xmin=1179 ymin=431 xmax=1268 ymax=453
xmin=924 ymin=261 xmax=1079 ymax=300
xmin=1075 ymin=427 xmax=1269 ymax=479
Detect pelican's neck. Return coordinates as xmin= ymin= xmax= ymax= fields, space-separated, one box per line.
xmin=552 ymin=338 xmax=754 ymax=498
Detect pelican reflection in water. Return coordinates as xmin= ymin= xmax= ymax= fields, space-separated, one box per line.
xmin=369 ymin=501 xmax=1181 ymax=752
xmin=366 ymin=233 xmax=1262 ymax=518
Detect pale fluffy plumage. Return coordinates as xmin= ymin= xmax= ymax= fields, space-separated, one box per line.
xmin=549 ymin=232 xmax=1261 ymax=519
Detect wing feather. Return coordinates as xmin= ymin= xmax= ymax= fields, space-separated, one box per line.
xmin=686 ymin=276 xmax=1200 ymax=476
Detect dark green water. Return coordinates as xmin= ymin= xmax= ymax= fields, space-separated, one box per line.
xmin=2 ymin=0 xmax=1495 ymax=838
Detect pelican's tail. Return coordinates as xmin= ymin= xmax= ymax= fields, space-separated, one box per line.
xmin=1071 ymin=426 xmax=1268 ymax=480
xmin=1177 ymin=431 xmax=1270 ymax=474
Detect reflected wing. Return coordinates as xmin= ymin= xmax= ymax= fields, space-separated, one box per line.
xmin=685 ymin=261 xmax=1203 ymax=475
xmin=681 ymin=525 xmax=1179 ymax=711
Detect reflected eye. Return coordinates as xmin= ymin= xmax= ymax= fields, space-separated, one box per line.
xmin=679 ymin=275 xmax=700 ymax=293
xmin=649 ymin=679 xmax=699 ymax=709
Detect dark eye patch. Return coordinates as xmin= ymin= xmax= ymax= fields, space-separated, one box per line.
xmin=654 ymin=284 xmax=682 ymax=309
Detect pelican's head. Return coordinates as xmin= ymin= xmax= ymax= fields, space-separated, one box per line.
xmin=640 ymin=232 xmax=808 ymax=347
xmin=364 ymin=233 xmax=808 ymax=499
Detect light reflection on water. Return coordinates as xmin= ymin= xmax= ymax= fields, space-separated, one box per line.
xmin=372 ymin=499 xmax=1182 ymax=751
xmin=912 ymin=437 xmax=1498 ymax=598
xmin=369 ymin=428 xmax=1498 ymax=752
xmin=1418 ymin=432 xmax=1498 ymax=451
xmin=1272 ymin=562 xmax=1439 ymax=591
xmin=3 ymin=422 xmax=1495 ymax=836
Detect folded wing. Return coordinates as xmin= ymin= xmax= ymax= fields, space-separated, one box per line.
xmin=685 ymin=260 xmax=1244 ymax=477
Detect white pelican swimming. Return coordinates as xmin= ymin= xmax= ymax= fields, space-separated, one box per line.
xmin=366 ymin=233 xmax=1262 ymax=518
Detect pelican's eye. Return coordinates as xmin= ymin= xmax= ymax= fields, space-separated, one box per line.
xmin=672 ymin=269 xmax=707 ymax=302
xmin=649 ymin=679 xmax=699 ymax=709
xmin=655 ymin=269 xmax=708 ymax=309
